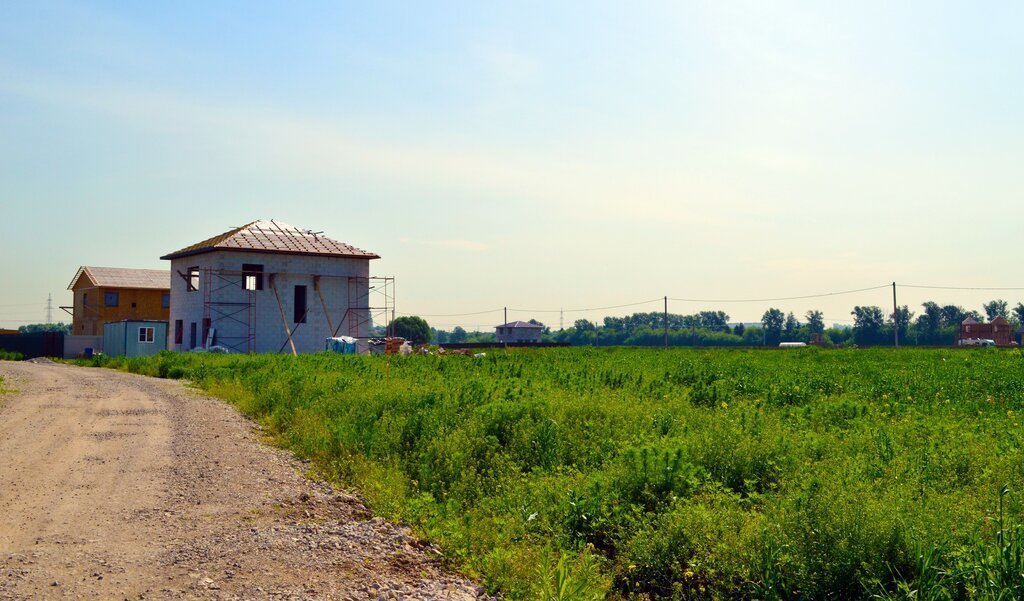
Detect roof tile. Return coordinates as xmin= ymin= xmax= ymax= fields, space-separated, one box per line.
xmin=68 ymin=267 xmax=170 ymax=290
xmin=160 ymin=220 xmax=379 ymax=260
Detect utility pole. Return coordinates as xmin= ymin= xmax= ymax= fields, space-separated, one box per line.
xmin=663 ymin=296 xmax=668 ymax=350
xmin=46 ymin=293 xmax=53 ymax=324
xmin=503 ymin=306 xmax=508 ymax=348
xmin=560 ymin=307 xmax=563 ymax=331
xmin=892 ymin=281 xmax=899 ymax=349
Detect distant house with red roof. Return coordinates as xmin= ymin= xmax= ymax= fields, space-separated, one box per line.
xmin=957 ymin=315 xmax=1013 ymax=346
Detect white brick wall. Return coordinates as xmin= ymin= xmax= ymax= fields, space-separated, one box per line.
xmin=167 ymin=251 xmax=374 ymax=354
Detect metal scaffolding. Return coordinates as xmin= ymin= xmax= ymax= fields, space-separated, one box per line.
xmin=187 ymin=268 xmax=395 ymax=354
xmin=202 ymin=268 xmax=256 ymax=353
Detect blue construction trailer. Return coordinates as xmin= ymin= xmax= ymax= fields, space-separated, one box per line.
xmin=102 ymin=320 xmax=167 ymax=358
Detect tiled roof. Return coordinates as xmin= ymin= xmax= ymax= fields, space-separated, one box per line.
xmin=160 ymin=220 xmax=379 ymax=261
xmin=68 ymin=266 xmax=170 ymax=291
xmin=497 ymin=321 xmax=544 ymax=329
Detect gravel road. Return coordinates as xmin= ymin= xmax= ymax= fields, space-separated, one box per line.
xmin=0 ymin=361 xmax=488 ymax=600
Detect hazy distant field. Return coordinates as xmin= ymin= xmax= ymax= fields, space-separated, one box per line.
xmin=85 ymin=347 xmax=1024 ymax=599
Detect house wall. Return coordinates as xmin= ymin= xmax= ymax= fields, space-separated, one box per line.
xmin=102 ymin=322 xmax=126 ymax=357
xmin=168 ymin=251 xmax=372 ymax=354
xmin=958 ymin=323 xmax=1013 ymax=346
xmin=64 ymin=335 xmax=103 ymax=358
xmin=496 ymin=327 xmax=543 ymax=343
xmin=71 ymin=282 xmax=169 ymax=336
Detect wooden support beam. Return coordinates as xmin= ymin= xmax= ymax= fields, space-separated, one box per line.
xmin=313 ymin=276 xmax=335 ymax=336
xmin=269 ymin=274 xmax=298 ymax=356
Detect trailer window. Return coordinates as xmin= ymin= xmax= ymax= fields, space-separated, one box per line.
xmin=138 ymin=327 xmax=155 ymax=343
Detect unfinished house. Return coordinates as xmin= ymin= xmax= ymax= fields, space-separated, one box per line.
xmin=957 ymin=315 xmax=1013 ymax=346
xmin=161 ymin=220 xmax=387 ymax=354
xmin=495 ymin=321 xmax=544 ymax=343
xmin=66 ymin=266 xmax=171 ymax=336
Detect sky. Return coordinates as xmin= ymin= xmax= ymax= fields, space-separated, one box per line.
xmin=1 ymin=1 xmax=1023 ymax=330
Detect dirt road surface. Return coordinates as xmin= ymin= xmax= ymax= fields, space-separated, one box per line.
xmin=0 ymin=361 xmax=487 ymax=600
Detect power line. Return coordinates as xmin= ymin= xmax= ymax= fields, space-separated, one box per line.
xmin=901 ymin=284 xmax=1024 ymax=291
xmin=668 ymin=284 xmax=891 ymax=304
xmin=395 ymin=308 xmax=503 ymax=317
xmin=510 ymin=298 xmax=663 ymax=314
xmin=392 ymin=282 xmax=1024 ymax=325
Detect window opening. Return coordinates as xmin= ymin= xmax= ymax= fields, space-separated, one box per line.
xmin=294 ymin=285 xmax=307 ymax=323
xmin=242 ymin=264 xmax=264 ymax=291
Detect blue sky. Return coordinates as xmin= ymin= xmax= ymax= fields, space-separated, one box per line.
xmin=2 ymin=1 xmax=1023 ymax=329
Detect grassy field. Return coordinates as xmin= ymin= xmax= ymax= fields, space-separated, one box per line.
xmin=81 ymin=347 xmax=1024 ymax=600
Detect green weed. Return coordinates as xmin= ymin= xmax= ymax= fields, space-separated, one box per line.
xmin=77 ymin=348 xmax=1024 ymax=599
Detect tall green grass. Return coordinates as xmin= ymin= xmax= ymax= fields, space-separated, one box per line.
xmin=82 ymin=347 xmax=1024 ymax=599
xmin=0 ymin=351 xmax=23 ymax=361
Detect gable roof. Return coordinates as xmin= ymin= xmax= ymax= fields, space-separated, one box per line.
xmin=496 ymin=321 xmax=544 ymax=329
xmin=962 ymin=317 xmax=979 ymax=325
xmin=68 ymin=266 xmax=170 ymax=291
xmin=160 ymin=220 xmax=380 ymax=261
xmin=991 ymin=316 xmax=1009 ymax=325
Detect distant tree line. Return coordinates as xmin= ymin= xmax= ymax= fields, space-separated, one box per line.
xmin=415 ymin=299 xmax=1024 ymax=348
xmin=14 ymin=323 xmax=72 ymax=335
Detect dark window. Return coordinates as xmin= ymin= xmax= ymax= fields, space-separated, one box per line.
xmin=189 ymin=322 xmax=197 ymax=349
xmin=131 ymin=302 xmax=137 ymax=308
xmin=174 ymin=320 xmax=183 ymax=345
xmin=83 ymin=293 xmax=88 ymax=306
xmin=242 ymin=264 xmax=264 ymax=291
xmin=294 ymin=285 xmax=307 ymax=323
xmin=104 ymin=291 xmax=119 ymax=307
xmin=138 ymin=327 xmax=155 ymax=343
xmin=161 ymin=293 xmax=170 ymax=308
xmin=202 ymin=318 xmax=211 ymax=347
xmin=188 ymin=267 xmax=200 ymax=292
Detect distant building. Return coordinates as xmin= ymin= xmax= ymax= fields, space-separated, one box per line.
xmin=0 ymin=329 xmax=19 ymax=336
xmin=67 ymin=266 xmax=170 ymax=336
xmin=957 ymin=316 xmax=1013 ymax=346
xmin=161 ymin=220 xmax=380 ymax=354
xmin=495 ymin=321 xmax=544 ymax=343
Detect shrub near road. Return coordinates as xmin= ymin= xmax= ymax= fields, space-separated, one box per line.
xmin=84 ymin=348 xmax=1024 ymax=599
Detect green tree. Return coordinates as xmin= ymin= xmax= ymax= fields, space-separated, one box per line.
xmin=389 ymin=316 xmax=431 ymax=345
xmin=696 ymin=311 xmax=730 ymax=331
xmin=528 ymin=319 xmax=550 ymax=335
xmin=851 ymin=306 xmax=886 ymax=345
xmin=783 ymin=312 xmax=800 ymax=342
xmin=889 ymin=305 xmax=914 ymax=344
xmin=18 ymin=323 xmax=71 ymax=335
xmin=983 ymin=299 xmax=1009 ymax=321
xmin=733 ymin=322 xmax=745 ymax=337
xmin=916 ymin=301 xmax=942 ymax=344
xmin=805 ymin=310 xmax=825 ymax=335
xmin=761 ymin=308 xmax=784 ymax=346
xmin=449 ymin=326 xmax=467 ymax=343
xmin=1013 ymin=303 xmax=1024 ymax=328
xmin=940 ymin=305 xmax=981 ymax=327
xmin=574 ymin=319 xmax=596 ymax=332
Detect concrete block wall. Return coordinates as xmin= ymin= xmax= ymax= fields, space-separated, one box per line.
xmin=168 ymin=251 xmax=374 ymax=354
